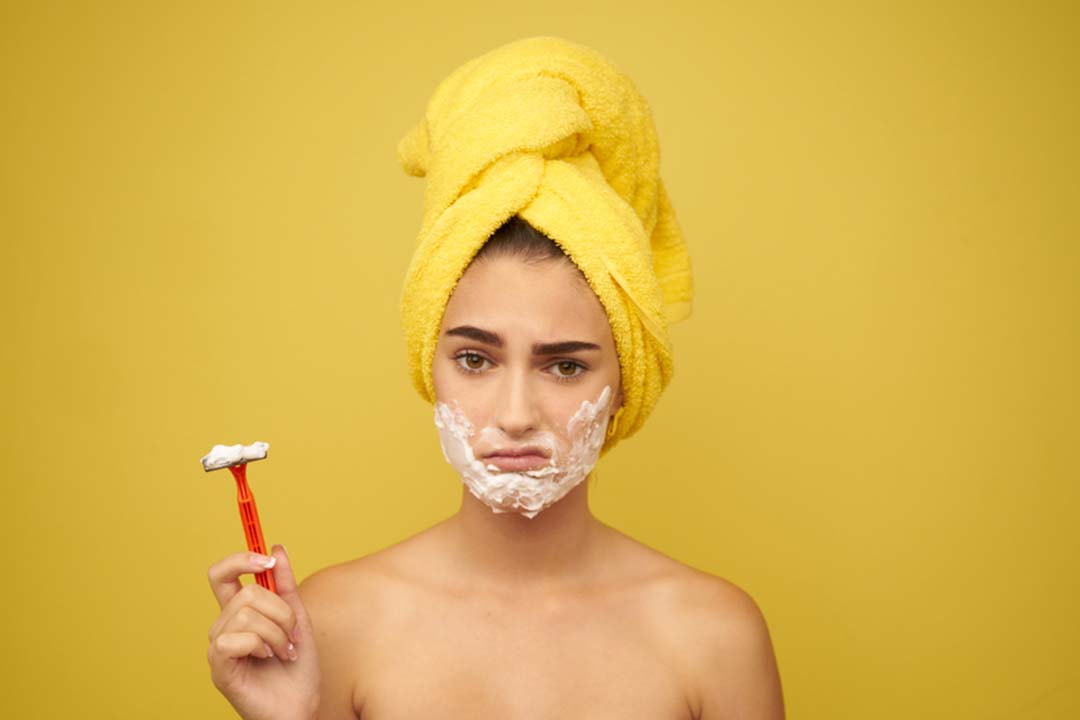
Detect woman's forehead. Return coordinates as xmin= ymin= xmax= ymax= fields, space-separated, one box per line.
xmin=442 ymin=256 xmax=611 ymax=340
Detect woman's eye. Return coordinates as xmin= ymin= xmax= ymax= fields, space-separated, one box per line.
xmin=456 ymin=352 xmax=489 ymax=372
xmin=552 ymin=361 xmax=585 ymax=379
xmin=454 ymin=352 xmax=584 ymax=381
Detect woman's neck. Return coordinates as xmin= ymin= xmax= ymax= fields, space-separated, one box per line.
xmin=444 ymin=480 xmax=607 ymax=591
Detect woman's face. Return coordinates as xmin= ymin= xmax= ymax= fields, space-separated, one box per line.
xmin=431 ymin=252 xmax=623 ymax=515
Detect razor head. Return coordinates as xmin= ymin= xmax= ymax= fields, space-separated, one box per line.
xmin=201 ymin=441 xmax=270 ymax=472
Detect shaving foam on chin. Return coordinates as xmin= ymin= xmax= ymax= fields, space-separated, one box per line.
xmin=433 ymin=386 xmax=613 ymax=519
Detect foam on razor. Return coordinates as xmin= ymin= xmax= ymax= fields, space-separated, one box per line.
xmin=201 ymin=441 xmax=269 ymax=471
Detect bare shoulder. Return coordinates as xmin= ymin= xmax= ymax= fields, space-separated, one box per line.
xmin=601 ymin=525 xmax=767 ymax=623
xmin=296 ymin=525 xmax=447 ymax=719
xmin=675 ymin=571 xmax=785 ymax=719
xmin=299 ymin=519 xmax=450 ymax=608
xmin=603 ymin=528 xmax=785 ymax=719
xmin=295 ymin=553 xmax=390 ymax=720
xmin=298 ymin=543 xmax=401 ymax=607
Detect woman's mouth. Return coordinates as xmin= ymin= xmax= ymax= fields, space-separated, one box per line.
xmin=483 ymin=453 xmax=552 ymax=472
xmin=481 ymin=446 xmax=552 ymax=474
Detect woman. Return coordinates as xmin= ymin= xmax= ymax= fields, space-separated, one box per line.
xmin=206 ymin=37 xmax=784 ymax=720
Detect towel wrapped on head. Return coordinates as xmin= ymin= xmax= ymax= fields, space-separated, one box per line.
xmin=398 ymin=35 xmax=693 ymax=455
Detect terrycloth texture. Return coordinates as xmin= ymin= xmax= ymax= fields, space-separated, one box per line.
xmin=397 ymin=36 xmax=693 ymax=455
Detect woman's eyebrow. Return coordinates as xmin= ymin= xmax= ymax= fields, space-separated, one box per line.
xmin=533 ymin=340 xmax=600 ymax=355
xmin=446 ymin=325 xmax=502 ymax=347
xmin=445 ymin=325 xmax=600 ymax=355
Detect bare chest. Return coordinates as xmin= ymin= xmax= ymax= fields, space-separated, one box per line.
xmin=352 ymin=592 xmax=693 ymax=720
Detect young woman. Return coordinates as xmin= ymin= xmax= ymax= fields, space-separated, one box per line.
xmin=206 ymin=37 xmax=784 ymax=720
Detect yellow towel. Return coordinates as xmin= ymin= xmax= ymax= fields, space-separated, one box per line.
xmin=397 ymin=36 xmax=693 ymax=455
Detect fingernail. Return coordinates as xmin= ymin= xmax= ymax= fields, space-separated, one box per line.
xmin=250 ymin=553 xmax=276 ymax=569
xmin=287 ymin=642 xmax=298 ymax=661
xmin=263 ymin=642 xmax=274 ymax=658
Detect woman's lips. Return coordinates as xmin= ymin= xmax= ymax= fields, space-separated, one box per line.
xmin=483 ymin=454 xmax=552 ymax=472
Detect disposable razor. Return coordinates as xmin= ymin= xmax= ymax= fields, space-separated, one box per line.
xmin=201 ymin=441 xmax=277 ymax=594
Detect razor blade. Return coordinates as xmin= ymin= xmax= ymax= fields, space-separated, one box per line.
xmin=201 ymin=441 xmax=270 ymax=472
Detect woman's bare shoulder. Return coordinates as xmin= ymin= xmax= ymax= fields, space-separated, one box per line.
xmin=600 ymin=526 xmax=783 ymax=715
xmin=601 ymin=524 xmax=744 ymax=593
xmin=294 ymin=524 xmax=453 ymax=716
xmin=600 ymin=524 xmax=770 ymax=642
xmin=297 ymin=520 xmax=451 ymax=614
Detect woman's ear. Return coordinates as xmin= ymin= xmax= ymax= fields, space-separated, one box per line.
xmin=611 ymin=386 xmax=624 ymax=417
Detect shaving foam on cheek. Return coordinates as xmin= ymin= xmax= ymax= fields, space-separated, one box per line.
xmin=433 ymin=386 xmax=613 ymax=519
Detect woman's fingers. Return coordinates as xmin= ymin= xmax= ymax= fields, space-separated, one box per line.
xmin=207 ymin=551 xmax=279 ymax=609
xmin=209 ymin=630 xmax=275 ymax=661
xmin=218 ymin=604 xmax=296 ymax=662
xmin=204 ymin=544 xmax=321 ymax=720
xmin=268 ymin=544 xmax=308 ymax=644
xmin=209 ymin=582 xmax=298 ymax=652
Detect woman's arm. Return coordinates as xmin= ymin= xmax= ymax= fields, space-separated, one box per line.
xmin=690 ymin=582 xmax=786 ymax=719
xmin=298 ymin=568 xmax=363 ymax=720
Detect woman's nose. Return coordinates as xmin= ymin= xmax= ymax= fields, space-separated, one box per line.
xmin=494 ymin=370 xmax=540 ymax=437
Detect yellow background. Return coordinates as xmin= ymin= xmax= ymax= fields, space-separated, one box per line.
xmin=4 ymin=1 xmax=1077 ymax=717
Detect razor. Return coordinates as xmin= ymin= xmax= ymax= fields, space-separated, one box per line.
xmin=201 ymin=441 xmax=277 ymax=594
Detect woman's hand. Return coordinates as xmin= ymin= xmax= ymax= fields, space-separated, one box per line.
xmin=207 ymin=544 xmax=322 ymax=720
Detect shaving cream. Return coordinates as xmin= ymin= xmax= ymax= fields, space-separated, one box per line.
xmin=433 ymin=386 xmax=612 ymax=518
xmin=201 ymin=441 xmax=270 ymax=471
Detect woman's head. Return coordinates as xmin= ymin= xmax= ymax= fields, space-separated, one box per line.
xmin=431 ymin=217 xmax=623 ymax=517
xmin=398 ymin=36 xmax=692 ymax=485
